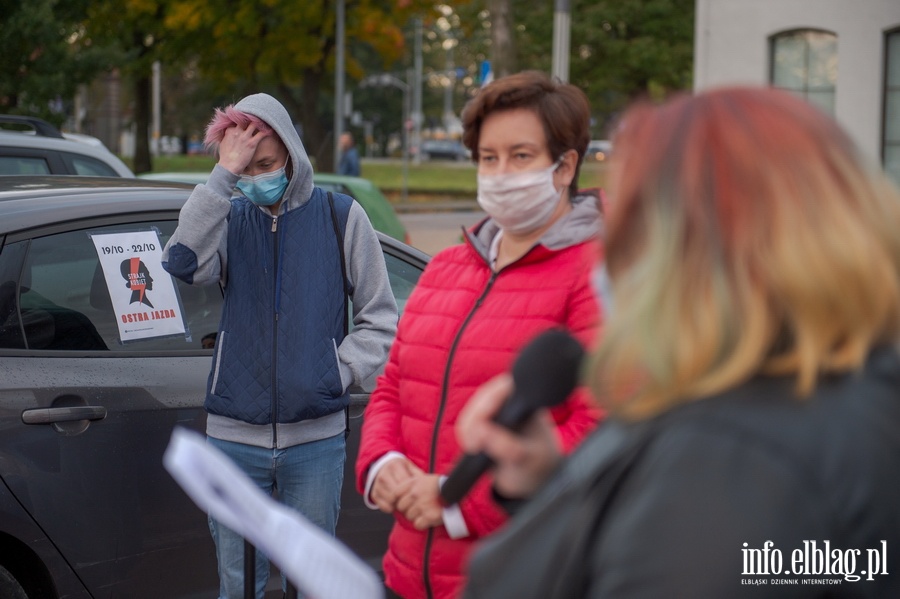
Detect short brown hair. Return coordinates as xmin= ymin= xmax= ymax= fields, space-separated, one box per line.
xmin=461 ymin=71 xmax=591 ymax=195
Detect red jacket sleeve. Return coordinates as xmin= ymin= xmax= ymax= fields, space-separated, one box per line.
xmin=355 ymin=331 xmax=405 ymax=495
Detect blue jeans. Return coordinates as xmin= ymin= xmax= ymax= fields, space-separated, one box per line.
xmin=207 ymin=434 xmax=346 ymax=599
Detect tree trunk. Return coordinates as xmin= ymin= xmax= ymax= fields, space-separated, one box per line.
xmin=133 ymin=74 xmax=152 ymax=174
xmin=490 ymin=0 xmax=517 ymax=78
xmin=279 ymin=69 xmax=332 ymax=173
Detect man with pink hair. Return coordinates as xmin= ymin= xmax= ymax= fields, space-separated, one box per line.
xmin=162 ymin=93 xmax=397 ymax=599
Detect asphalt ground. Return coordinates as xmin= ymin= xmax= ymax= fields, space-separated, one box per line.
xmin=397 ymin=209 xmax=485 ymax=256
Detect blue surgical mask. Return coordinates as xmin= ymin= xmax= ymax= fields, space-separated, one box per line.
xmin=236 ymin=167 xmax=288 ymax=206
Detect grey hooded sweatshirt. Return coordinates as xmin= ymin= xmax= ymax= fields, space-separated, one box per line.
xmin=162 ymin=93 xmax=398 ymax=449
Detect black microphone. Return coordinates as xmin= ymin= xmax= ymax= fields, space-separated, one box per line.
xmin=439 ymin=328 xmax=585 ymax=505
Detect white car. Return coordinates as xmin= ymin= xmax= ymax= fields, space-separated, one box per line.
xmin=0 ymin=115 xmax=134 ymax=177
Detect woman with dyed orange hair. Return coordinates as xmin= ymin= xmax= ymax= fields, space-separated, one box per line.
xmin=457 ymin=86 xmax=900 ymax=598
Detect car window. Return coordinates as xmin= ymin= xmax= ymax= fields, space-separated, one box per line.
xmin=0 ymin=241 xmax=28 ymax=347
xmin=0 ymin=220 xmax=223 ymax=352
xmin=0 ymin=220 xmax=424 ymax=352
xmin=345 ymin=248 xmax=422 ymax=331
xmin=65 ymin=152 xmax=122 ymax=177
xmin=382 ymin=252 xmax=421 ymax=315
xmin=0 ymin=155 xmax=52 ymax=175
xmin=316 ymin=182 xmax=348 ymax=195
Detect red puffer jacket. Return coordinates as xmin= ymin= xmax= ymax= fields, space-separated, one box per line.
xmin=357 ymin=200 xmax=604 ymax=599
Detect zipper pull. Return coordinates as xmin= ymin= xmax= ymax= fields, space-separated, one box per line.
xmin=272 ymin=216 xmax=278 ymax=233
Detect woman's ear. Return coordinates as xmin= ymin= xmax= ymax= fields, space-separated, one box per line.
xmin=557 ymin=149 xmax=579 ymax=189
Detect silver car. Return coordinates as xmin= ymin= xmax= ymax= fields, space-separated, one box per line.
xmin=0 ymin=115 xmax=134 ymax=177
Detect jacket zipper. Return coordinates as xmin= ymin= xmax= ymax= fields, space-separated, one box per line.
xmin=423 ymin=269 xmax=499 ymax=599
xmin=271 ymin=215 xmax=279 ymax=447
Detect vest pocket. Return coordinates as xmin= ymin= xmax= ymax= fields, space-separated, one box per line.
xmin=329 ymin=338 xmax=344 ymax=396
xmin=210 ymin=330 xmax=226 ymax=394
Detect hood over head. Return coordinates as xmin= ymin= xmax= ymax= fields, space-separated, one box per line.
xmin=234 ymin=93 xmax=314 ymax=210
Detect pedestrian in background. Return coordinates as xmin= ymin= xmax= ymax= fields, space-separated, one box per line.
xmin=356 ymin=70 xmax=605 ymax=599
xmin=458 ymin=85 xmax=900 ymax=598
xmin=162 ymin=93 xmax=397 ymax=599
xmin=338 ymin=131 xmax=361 ymax=176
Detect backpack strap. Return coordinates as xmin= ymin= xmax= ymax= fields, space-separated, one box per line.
xmin=326 ymin=191 xmax=351 ymax=322
xmin=326 ymin=191 xmax=352 ymax=438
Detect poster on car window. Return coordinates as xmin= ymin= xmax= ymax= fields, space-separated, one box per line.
xmin=90 ymin=230 xmax=186 ymax=343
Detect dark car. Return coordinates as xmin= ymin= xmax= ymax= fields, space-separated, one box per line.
xmin=0 ymin=176 xmax=428 ymax=598
xmin=0 ymin=115 xmax=134 ymax=177
xmin=419 ymin=139 xmax=470 ymax=161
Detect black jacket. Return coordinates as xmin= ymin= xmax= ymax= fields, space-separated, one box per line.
xmin=464 ymin=346 xmax=900 ymax=598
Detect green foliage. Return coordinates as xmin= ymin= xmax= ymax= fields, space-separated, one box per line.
xmin=157 ymin=0 xmax=440 ymax=169
xmin=515 ymin=0 xmax=695 ymax=135
xmin=4 ymin=0 xmax=690 ymax=172
xmin=393 ymin=0 xmax=694 ymax=142
xmin=85 ymin=0 xmax=170 ymax=72
xmin=161 ymin=0 xmax=435 ymax=101
xmin=0 ymin=0 xmax=117 ymax=125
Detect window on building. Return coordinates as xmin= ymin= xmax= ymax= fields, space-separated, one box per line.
xmin=884 ymin=28 xmax=900 ymax=185
xmin=770 ymin=29 xmax=838 ymax=115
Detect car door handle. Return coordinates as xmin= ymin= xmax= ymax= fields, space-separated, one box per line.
xmin=21 ymin=406 xmax=107 ymax=425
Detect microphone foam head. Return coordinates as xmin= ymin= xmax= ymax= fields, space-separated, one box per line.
xmin=511 ymin=329 xmax=586 ymax=410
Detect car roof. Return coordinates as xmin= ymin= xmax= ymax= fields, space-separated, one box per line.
xmin=0 ymin=129 xmax=135 ymax=177
xmin=313 ymin=172 xmax=371 ymax=185
xmin=0 ymin=176 xmax=194 ymax=234
xmin=138 ymin=171 xmax=209 ymax=185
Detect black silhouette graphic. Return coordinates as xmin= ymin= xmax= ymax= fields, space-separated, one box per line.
xmin=120 ymin=257 xmax=154 ymax=308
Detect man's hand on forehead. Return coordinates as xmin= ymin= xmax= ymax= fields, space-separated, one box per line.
xmin=218 ymin=123 xmax=267 ymax=175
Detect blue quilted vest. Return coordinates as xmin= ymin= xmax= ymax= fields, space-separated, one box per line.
xmin=206 ymin=188 xmax=352 ymax=425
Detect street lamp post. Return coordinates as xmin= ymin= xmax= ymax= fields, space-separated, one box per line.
xmin=361 ymin=73 xmax=411 ymax=204
xmin=552 ymin=0 xmax=571 ymax=82
xmin=442 ymin=38 xmax=458 ymax=131
xmin=412 ymin=18 xmax=423 ymax=166
xmin=334 ymin=0 xmax=346 ymax=171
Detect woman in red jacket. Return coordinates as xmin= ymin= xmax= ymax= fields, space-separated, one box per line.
xmin=356 ymin=70 xmax=604 ymax=599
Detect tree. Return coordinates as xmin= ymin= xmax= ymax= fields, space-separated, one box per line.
xmin=516 ymin=0 xmax=694 ymax=135
xmin=164 ymin=0 xmax=439 ymax=171
xmin=488 ymin=0 xmax=516 ymax=78
xmin=158 ymin=63 xmax=231 ymax=155
xmin=83 ymin=0 xmax=195 ymax=174
xmin=0 ymin=0 xmax=114 ymax=127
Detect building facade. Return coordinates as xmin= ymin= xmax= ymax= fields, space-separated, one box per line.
xmin=694 ymin=0 xmax=900 ymax=183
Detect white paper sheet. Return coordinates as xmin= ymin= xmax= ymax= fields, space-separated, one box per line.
xmin=163 ymin=427 xmax=384 ymax=599
xmin=90 ymin=230 xmax=186 ymax=342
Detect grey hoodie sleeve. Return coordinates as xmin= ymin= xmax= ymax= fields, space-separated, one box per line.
xmin=337 ymin=201 xmax=399 ymax=389
xmin=161 ymin=165 xmax=239 ymax=286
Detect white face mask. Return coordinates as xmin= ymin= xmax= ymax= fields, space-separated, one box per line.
xmin=477 ymin=160 xmax=564 ymax=235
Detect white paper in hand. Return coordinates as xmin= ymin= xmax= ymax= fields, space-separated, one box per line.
xmin=163 ymin=427 xmax=384 ymax=599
